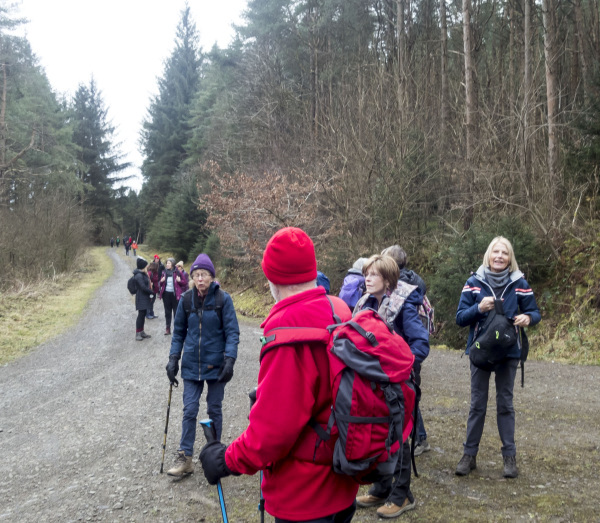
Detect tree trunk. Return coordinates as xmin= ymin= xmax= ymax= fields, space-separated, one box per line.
xmin=542 ymin=0 xmax=560 ymax=221
xmin=0 ymin=61 xmax=6 ymax=170
xmin=397 ymin=0 xmax=407 ymax=150
xmin=462 ymin=0 xmax=476 ymax=229
xmin=573 ymin=0 xmax=588 ymax=106
xmin=509 ymin=2 xmax=516 ymax=153
xmin=440 ymin=0 xmax=449 ymax=149
xmin=521 ymin=0 xmax=533 ymax=199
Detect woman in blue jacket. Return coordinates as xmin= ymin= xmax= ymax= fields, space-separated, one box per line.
xmin=455 ymin=236 xmax=540 ymax=479
xmin=164 ymin=253 xmax=240 ymax=479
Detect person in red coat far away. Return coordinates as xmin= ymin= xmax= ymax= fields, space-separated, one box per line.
xmin=200 ymin=227 xmax=359 ymax=522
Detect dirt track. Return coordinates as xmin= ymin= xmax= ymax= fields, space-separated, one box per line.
xmin=1 ymin=248 xmax=599 ymax=522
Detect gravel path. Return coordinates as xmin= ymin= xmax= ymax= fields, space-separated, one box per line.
xmin=1 ymin=248 xmax=598 ymax=522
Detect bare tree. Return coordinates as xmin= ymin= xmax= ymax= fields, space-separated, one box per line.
xmin=462 ymin=0 xmax=477 ymax=229
xmin=541 ymin=0 xmax=560 ymax=220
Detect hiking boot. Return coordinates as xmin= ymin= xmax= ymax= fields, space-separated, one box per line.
xmin=140 ymin=331 xmax=151 ymax=339
xmin=164 ymin=327 xmax=171 ymax=335
xmin=356 ymin=494 xmax=386 ymax=508
xmin=167 ymin=451 xmax=194 ymax=478
xmin=135 ymin=332 xmax=143 ymax=341
xmin=414 ymin=439 xmax=431 ymax=457
xmin=376 ymin=499 xmax=416 ymax=518
xmin=455 ymin=454 xmax=477 ymax=476
xmin=503 ymin=455 xmax=518 ymax=478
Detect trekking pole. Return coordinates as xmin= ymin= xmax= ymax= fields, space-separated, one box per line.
xmin=248 ymin=388 xmax=264 ymax=522
xmin=159 ymin=380 xmax=177 ymax=473
xmin=259 ymin=470 xmax=265 ymax=523
xmin=199 ymin=419 xmax=229 ymax=523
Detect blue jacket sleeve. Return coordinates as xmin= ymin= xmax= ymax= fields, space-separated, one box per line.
xmin=456 ymin=279 xmax=486 ymax=327
xmin=516 ymin=279 xmax=541 ymax=326
xmin=169 ymin=298 xmax=187 ymax=358
xmin=394 ymin=289 xmax=430 ymax=363
xmin=221 ymin=293 xmax=240 ymax=360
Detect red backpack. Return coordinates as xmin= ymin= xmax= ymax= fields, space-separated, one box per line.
xmin=260 ymin=301 xmax=417 ymax=485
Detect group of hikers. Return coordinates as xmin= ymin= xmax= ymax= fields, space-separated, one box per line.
xmin=127 ymin=227 xmax=540 ymax=522
xmin=110 ymin=235 xmax=138 ymax=256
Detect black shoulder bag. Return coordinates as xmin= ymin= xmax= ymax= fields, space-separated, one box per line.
xmin=469 ymin=299 xmax=518 ymax=371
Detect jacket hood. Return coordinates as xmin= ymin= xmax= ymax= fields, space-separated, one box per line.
xmin=347 ymin=268 xmax=363 ymax=276
xmin=399 ymin=269 xmax=426 ymax=294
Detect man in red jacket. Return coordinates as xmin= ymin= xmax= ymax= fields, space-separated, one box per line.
xmin=200 ymin=227 xmax=359 ymax=522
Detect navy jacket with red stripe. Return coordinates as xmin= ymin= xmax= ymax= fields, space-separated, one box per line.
xmin=456 ymin=266 xmax=541 ymax=359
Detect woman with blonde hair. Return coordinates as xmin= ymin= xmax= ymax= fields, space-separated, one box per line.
xmin=455 ymin=236 xmax=540 ymax=478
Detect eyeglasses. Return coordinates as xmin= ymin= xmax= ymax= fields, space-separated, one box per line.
xmin=192 ymin=271 xmax=212 ymax=280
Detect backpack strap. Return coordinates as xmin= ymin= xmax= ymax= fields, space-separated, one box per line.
xmin=260 ymin=294 xmax=343 ymax=362
xmin=519 ymin=328 xmax=529 ymax=388
xmin=182 ymin=290 xmax=194 ymax=317
xmin=260 ymin=327 xmax=330 ymax=361
xmin=203 ymin=288 xmax=224 ymax=327
xmin=182 ymin=288 xmax=224 ymax=328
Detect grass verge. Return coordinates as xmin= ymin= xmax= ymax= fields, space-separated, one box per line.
xmin=0 ymin=246 xmax=113 ymax=365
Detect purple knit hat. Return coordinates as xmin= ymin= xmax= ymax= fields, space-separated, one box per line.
xmin=190 ymin=253 xmax=215 ymax=278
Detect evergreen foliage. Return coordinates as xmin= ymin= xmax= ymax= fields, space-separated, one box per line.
xmin=71 ymin=79 xmax=129 ymax=243
xmin=139 ymin=3 xmax=202 ymax=224
xmin=146 ymin=171 xmax=207 ymax=261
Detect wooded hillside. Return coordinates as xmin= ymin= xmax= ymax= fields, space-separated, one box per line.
xmin=1 ymin=2 xmax=599 ymax=358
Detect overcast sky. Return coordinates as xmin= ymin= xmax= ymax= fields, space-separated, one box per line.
xmin=15 ymin=0 xmax=248 ymax=192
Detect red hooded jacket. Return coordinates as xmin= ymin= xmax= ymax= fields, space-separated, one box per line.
xmin=225 ymin=286 xmax=359 ymax=520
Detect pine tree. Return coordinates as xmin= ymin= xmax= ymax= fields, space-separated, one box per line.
xmin=71 ymin=79 xmax=129 ymax=242
xmin=139 ymin=3 xmax=202 ymax=225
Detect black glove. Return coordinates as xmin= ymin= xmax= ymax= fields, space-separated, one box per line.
xmin=200 ymin=441 xmax=238 ymax=485
xmin=166 ymin=354 xmax=180 ymax=385
xmin=248 ymin=387 xmax=257 ymax=408
xmin=217 ymin=357 xmax=235 ymax=383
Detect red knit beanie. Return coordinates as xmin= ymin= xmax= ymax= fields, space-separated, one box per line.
xmin=262 ymin=227 xmax=317 ymax=285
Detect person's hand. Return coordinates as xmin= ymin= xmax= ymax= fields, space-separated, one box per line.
xmin=176 ymin=276 xmax=181 ymax=283
xmin=200 ymin=441 xmax=237 ymax=485
xmin=161 ymin=275 xmax=166 ymax=282
xmin=478 ymin=297 xmax=495 ymax=313
xmin=166 ymin=355 xmax=180 ymax=385
xmin=513 ymin=314 xmax=531 ymax=327
xmin=217 ymin=357 xmax=235 ymax=383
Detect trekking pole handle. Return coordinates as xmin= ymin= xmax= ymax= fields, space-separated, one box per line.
xmin=199 ymin=418 xmax=217 ymax=443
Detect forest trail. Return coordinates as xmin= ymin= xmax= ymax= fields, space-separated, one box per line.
xmin=0 ymin=248 xmax=598 ymax=522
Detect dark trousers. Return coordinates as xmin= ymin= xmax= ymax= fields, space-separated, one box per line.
xmin=147 ymin=294 xmax=157 ymax=318
xmin=412 ymin=362 xmax=427 ymax=442
xmin=163 ymin=291 xmax=178 ymax=328
xmin=368 ymin=440 xmax=413 ymax=507
xmin=464 ymin=358 xmax=519 ymax=457
xmin=136 ymin=310 xmax=146 ymax=332
xmin=275 ymin=501 xmax=356 ymax=523
xmin=180 ymin=379 xmax=226 ymax=455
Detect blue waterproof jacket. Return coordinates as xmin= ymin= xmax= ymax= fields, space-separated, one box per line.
xmin=456 ymin=266 xmax=541 ymax=359
xmin=169 ymin=281 xmax=240 ymax=381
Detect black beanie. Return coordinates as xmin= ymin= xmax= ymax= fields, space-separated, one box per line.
xmin=137 ymin=257 xmax=148 ymax=270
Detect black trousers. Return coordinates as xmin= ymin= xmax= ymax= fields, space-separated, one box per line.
xmin=136 ymin=309 xmax=146 ymax=331
xmin=163 ymin=292 xmax=178 ymax=328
